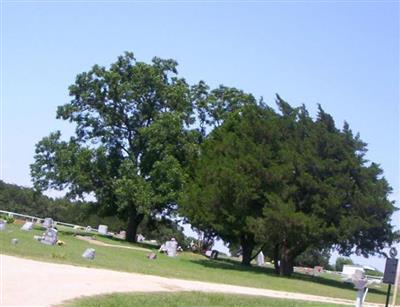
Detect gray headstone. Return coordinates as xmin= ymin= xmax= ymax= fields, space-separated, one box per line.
xmin=85 ymin=226 xmax=92 ymax=232
xmin=0 ymin=220 xmax=6 ymax=231
xmin=11 ymin=238 xmax=18 ymax=245
xmin=82 ymin=248 xmax=96 ymax=260
xmin=41 ymin=228 xmax=58 ymax=245
xmin=43 ymin=218 xmax=54 ymax=228
xmin=21 ymin=221 xmax=33 ymax=231
xmin=166 ymin=240 xmax=177 ymax=257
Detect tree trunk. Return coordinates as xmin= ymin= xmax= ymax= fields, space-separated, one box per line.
xmin=280 ymin=242 xmax=294 ymax=276
xmin=126 ymin=208 xmax=144 ymax=242
xmin=240 ymin=233 xmax=255 ymax=266
xmin=273 ymin=243 xmax=280 ymax=274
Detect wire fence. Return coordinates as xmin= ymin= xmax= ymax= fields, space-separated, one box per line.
xmin=0 ymin=209 xmax=99 ymax=233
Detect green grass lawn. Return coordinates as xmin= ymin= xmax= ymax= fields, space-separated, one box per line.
xmin=60 ymin=292 xmax=347 ymax=307
xmin=0 ymin=222 xmax=393 ymax=305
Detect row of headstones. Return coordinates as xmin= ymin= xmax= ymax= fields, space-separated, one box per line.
xmin=0 ymin=218 xmax=98 ymax=255
xmin=0 ymin=214 xmax=111 ymax=235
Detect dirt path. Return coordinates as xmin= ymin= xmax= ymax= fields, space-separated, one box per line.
xmin=74 ymin=235 xmax=152 ymax=252
xmin=1 ymin=254 xmax=384 ymax=307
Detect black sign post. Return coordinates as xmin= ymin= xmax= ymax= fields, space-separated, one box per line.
xmin=383 ymin=248 xmax=398 ymax=307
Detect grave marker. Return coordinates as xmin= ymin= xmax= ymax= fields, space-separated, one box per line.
xmin=82 ymin=248 xmax=96 ymax=260
xmin=257 ymin=251 xmax=265 ymax=266
xmin=166 ymin=239 xmax=177 ymax=257
xmin=0 ymin=220 xmax=6 ymax=231
xmin=21 ymin=221 xmax=33 ymax=231
xmin=41 ymin=228 xmax=58 ymax=245
xmin=98 ymin=225 xmax=108 ymax=235
xmin=43 ymin=218 xmax=54 ymax=228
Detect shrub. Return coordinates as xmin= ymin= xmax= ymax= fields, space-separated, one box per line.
xmin=0 ymin=215 xmax=15 ymax=224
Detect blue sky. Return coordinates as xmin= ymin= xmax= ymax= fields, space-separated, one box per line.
xmin=1 ymin=1 xmax=398 ymax=270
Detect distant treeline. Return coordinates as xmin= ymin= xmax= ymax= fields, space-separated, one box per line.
xmin=0 ymin=180 xmax=125 ymax=229
xmin=0 ymin=180 xmax=188 ymax=244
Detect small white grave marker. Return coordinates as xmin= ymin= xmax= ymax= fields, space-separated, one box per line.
xmin=82 ymin=248 xmax=96 ymax=260
xmin=11 ymin=238 xmax=18 ymax=245
xmin=0 ymin=220 xmax=6 ymax=231
xmin=98 ymin=225 xmax=108 ymax=235
xmin=21 ymin=221 xmax=33 ymax=231
xmin=257 ymin=251 xmax=265 ymax=266
xmin=118 ymin=230 xmax=126 ymax=240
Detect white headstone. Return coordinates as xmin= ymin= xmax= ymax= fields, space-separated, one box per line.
xmin=0 ymin=220 xmax=6 ymax=231
xmin=41 ymin=228 xmax=58 ymax=245
xmin=118 ymin=230 xmax=126 ymax=240
xmin=98 ymin=224 xmax=108 ymax=235
xmin=21 ymin=221 xmax=33 ymax=231
xmin=257 ymin=251 xmax=265 ymax=266
xmin=11 ymin=238 xmax=18 ymax=245
xmin=159 ymin=243 xmax=167 ymax=253
xmin=136 ymin=234 xmax=145 ymax=242
xmin=166 ymin=240 xmax=178 ymax=257
xmin=43 ymin=218 xmax=54 ymax=228
xmin=85 ymin=226 xmax=92 ymax=232
xmin=82 ymin=248 xmax=96 ymax=260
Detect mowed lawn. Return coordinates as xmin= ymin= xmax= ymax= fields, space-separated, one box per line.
xmin=0 ymin=222 xmax=391 ymax=305
xmin=61 ymin=292 xmax=347 ymax=307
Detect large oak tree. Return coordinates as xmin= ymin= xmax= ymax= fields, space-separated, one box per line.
xmin=31 ymin=52 xmax=198 ymax=242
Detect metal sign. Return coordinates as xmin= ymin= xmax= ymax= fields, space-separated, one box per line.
xmin=383 ymin=258 xmax=398 ymax=285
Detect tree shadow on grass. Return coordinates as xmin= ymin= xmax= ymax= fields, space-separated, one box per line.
xmin=189 ymin=258 xmax=386 ymax=296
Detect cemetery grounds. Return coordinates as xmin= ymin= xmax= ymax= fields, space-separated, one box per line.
xmin=1 ymin=222 xmax=395 ymax=306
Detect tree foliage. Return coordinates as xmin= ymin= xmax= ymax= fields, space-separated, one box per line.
xmin=31 ymin=52 xmax=198 ymax=241
xmin=180 ymin=98 xmax=396 ymax=275
xmin=294 ymin=247 xmax=331 ymax=269
xmin=0 ymin=180 xmax=90 ymax=225
xmin=335 ymin=257 xmax=354 ymax=272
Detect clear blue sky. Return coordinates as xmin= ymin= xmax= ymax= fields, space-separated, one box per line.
xmin=1 ymin=1 xmax=399 ymax=270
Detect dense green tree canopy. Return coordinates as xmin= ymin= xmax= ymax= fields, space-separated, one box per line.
xmin=180 ymin=98 xmax=396 ymax=275
xmin=30 ymin=51 xmax=396 ymax=268
xmin=294 ymin=247 xmax=331 ymax=269
xmin=31 ymin=53 xmax=198 ymax=241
